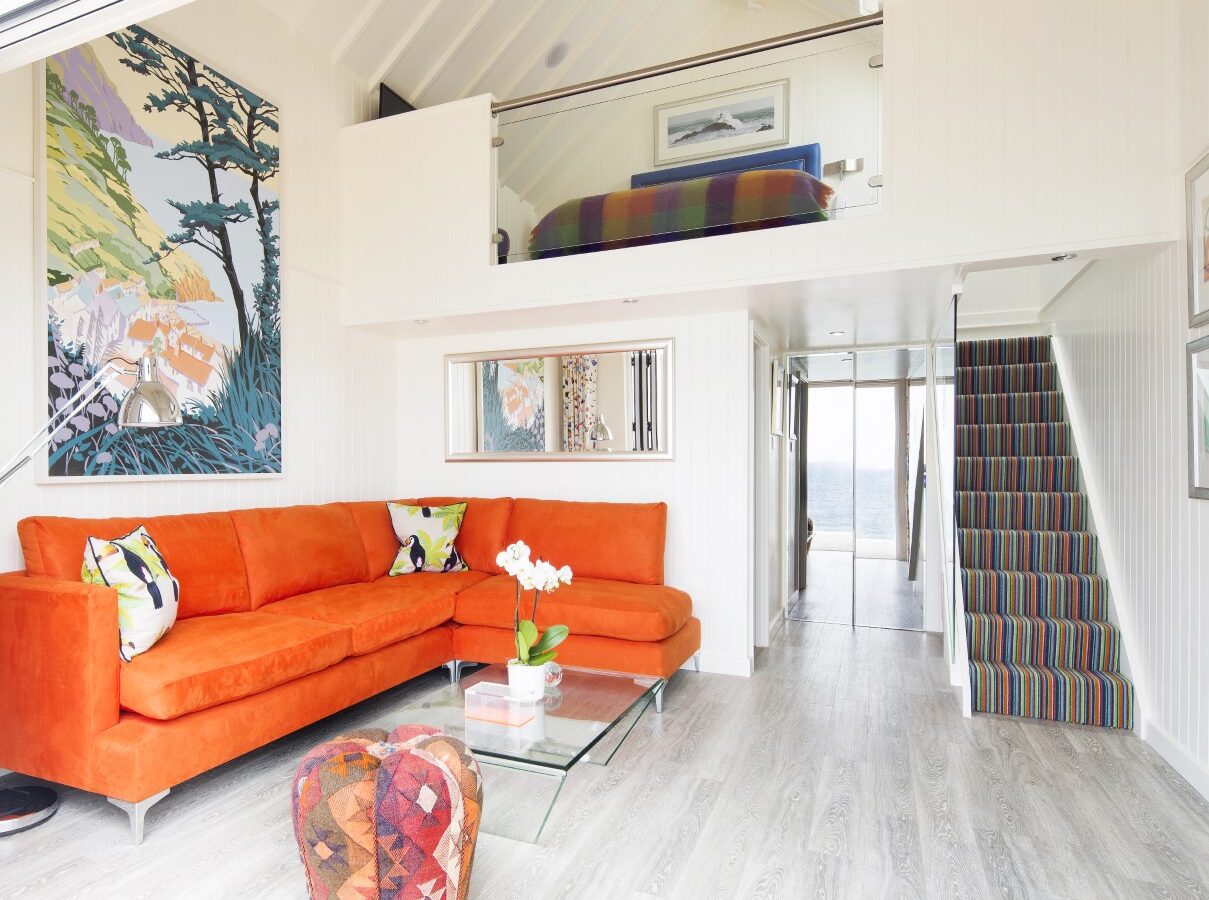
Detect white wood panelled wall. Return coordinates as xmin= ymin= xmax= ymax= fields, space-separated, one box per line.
xmin=391 ymin=311 xmax=754 ymax=676
xmin=0 ymin=0 xmax=400 ymax=571
xmin=1046 ymin=248 xmax=1209 ymax=801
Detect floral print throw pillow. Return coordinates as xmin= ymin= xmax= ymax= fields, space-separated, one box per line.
xmin=388 ymin=502 xmax=468 ymax=575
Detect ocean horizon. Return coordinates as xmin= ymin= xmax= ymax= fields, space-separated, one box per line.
xmin=808 ymin=461 xmax=896 ymax=538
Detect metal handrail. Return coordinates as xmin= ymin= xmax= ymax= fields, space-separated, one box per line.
xmin=491 ymin=11 xmax=884 ymax=115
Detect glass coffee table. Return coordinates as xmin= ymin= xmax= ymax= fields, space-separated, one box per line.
xmin=394 ymin=664 xmax=662 ymax=842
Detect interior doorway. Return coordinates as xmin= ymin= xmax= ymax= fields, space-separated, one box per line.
xmin=787 ymin=347 xmax=926 ymax=630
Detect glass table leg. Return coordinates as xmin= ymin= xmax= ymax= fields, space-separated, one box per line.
xmin=475 ymin=760 xmax=567 ymax=843
xmin=583 ymin=690 xmax=657 ymax=767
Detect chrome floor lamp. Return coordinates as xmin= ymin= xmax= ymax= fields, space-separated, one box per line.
xmin=0 ymin=355 xmax=180 ymax=835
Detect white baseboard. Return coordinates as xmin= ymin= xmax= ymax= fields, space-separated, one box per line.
xmin=1144 ymin=719 xmax=1209 ymax=803
xmin=691 ymin=653 xmax=753 ymax=677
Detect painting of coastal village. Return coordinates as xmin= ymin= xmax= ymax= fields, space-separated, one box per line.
xmin=45 ymin=26 xmax=281 ymax=478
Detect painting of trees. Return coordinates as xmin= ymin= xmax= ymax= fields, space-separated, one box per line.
xmin=44 ymin=26 xmax=281 ymax=478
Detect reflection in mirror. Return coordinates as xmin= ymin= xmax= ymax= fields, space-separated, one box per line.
xmin=446 ymin=341 xmax=672 ymax=459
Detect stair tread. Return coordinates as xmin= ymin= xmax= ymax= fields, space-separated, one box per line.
xmin=969 ymin=659 xmax=1131 ymax=683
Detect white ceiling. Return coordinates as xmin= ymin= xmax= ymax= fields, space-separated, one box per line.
xmin=255 ymin=0 xmax=863 ymax=106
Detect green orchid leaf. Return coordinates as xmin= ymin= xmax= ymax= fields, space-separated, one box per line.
xmin=528 ymin=650 xmax=557 ymax=666
xmin=519 ymin=619 xmax=538 ymax=645
xmin=515 ymin=630 xmax=530 ymax=663
xmin=530 ymin=624 xmax=569 ymax=655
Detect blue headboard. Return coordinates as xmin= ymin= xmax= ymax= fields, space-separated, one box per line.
xmin=630 ymin=142 xmax=822 ymax=189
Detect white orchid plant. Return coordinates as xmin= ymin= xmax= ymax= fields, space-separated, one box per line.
xmin=496 ymin=541 xmax=572 ymax=667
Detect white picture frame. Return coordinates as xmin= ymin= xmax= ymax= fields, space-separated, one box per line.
xmin=1188 ymin=335 xmax=1209 ymax=500
xmin=770 ymin=358 xmax=786 ymax=437
xmin=1184 ymin=149 xmax=1209 ymax=328
xmin=653 ymin=79 xmax=790 ymax=167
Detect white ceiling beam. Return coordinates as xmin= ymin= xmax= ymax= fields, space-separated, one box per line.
xmin=493 ymin=0 xmax=587 ymax=103
xmin=367 ymin=0 xmax=443 ymax=93
xmin=456 ymin=0 xmax=545 ymax=100
xmin=285 ymin=0 xmax=322 ymax=37
xmin=330 ymin=0 xmax=390 ymax=65
xmin=411 ymin=0 xmax=496 ymax=104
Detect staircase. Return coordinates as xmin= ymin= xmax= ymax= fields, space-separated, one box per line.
xmin=956 ymin=337 xmax=1133 ymax=729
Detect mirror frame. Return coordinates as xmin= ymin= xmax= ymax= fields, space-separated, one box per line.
xmin=444 ymin=338 xmax=675 ymax=462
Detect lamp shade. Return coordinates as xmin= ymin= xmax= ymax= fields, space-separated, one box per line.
xmin=590 ymin=415 xmax=613 ymax=443
xmin=118 ymin=357 xmax=182 ymax=428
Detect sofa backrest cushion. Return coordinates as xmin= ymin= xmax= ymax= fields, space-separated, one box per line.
xmin=505 ymin=499 xmax=667 ymax=585
xmin=228 ymin=503 xmax=370 ymax=608
xmin=398 ymin=497 xmax=514 ymax=575
xmin=18 ymin=512 xmax=251 ymax=619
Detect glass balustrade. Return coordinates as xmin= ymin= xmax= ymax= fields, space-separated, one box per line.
xmin=493 ymin=27 xmax=883 ymax=263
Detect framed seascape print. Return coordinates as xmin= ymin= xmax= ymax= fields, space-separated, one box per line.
xmin=477 ymin=358 xmax=547 ymax=452
xmin=654 ymin=80 xmax=790 ymax=167
xmin=1188 ymin=336 xmax=1209 ymax=500
xmin=43 ymin=26 xmax=282 ymax=481
xmin=1185 ymin=150 xmax=1209 ymax=327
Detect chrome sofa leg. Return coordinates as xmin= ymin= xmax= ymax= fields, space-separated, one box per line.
xmin=692 ymin=653 xmax=701 ymax=673
xmin=443 ymin=659 xmax=464 ymax=685
xmin=107 ymin=789 xmax=168 ymax=845
xmin=654 ymin=682 xmax=665 ymax=714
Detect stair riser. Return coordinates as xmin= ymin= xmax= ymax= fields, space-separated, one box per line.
xmin=958 ymin=364 xmax=1057 ymax=395
xmin=957 ymin=424 xmax=1071 ymax=457
xmin=956 ymin=492 xmax=1088 ymax=531
xmin=962 ymin=570 xmax=1108 ymax=620
xmin=956 ymin=457 xmax=1080 ymax=492
xmin=958 ymin=337 xmax=1053 ymax=368
xmin=957 ymin=392 xmax=1066 ymax=425
xmin=968 ymin=662 xmax=1133 ymax=729
xmin=959 ymin=529 xmax=1098 ymax=574
xmin=966 ymin=615 xmax=1120 ymax=670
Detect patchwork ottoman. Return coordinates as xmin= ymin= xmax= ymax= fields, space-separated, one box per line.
xmin=292 ymin=725 xmax=483 ymax=900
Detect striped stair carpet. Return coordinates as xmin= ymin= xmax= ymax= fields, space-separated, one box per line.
xmin=958 ymin=336 xmax=1133 ymax=728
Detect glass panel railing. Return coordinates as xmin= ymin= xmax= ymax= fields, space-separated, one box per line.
xmin=494 ymin=27 xmax=882 ymax=263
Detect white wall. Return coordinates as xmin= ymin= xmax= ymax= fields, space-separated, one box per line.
xmin=393 ymin=310 xmax=754 ymax=676
xmin=1045 ymin=247 xmax=1209 ymax=800
xmin=0 ymin=0 xmax=399 ymax=570
xmin=958 ymin=260 xmax=1086 ymax=332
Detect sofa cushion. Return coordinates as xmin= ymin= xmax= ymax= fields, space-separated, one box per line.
xmin=388 ymin=502 xmax=467 ymax=575
xmin=346 ymin=498 xmax=514 ymax=576
xmin=453 ymin=573 xmax=691 ymax=642
xmin=18 ymin=512 xmax=251 ymax=619
xmin=401 ymin=497 xmax=514 ymax=574
xmin=506 ymin=499 xmax=667 ymax=585
xmin=260 ymin=575 xmax=473 ymax=656
xmin=120 ymin=611 xmax=351 ymax=720
xmin=83 ymin=526 xmax=179 ymax=661
xmin=229 ymin=504 xmax=371 ymax=608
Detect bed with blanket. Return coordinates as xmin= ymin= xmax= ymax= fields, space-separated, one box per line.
xmin=528 ymin=143 xmax=833 ymax=260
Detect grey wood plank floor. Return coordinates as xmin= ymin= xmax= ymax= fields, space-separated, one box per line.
xmin=3 ymin=621 xmax=1209 ymax=899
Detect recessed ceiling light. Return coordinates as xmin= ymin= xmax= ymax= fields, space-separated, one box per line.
xmin=413 ymin=318 xmax=429 ymax=325
xmin=1051 ymin=252 xmax=1077 ymax=262
xmin=544 ymin=41 xmax=570 ymax=69
xmin=829 ymin=330 xmax=846 ymax=336
xmin=622 ymin=298 xmax=640 ymax=304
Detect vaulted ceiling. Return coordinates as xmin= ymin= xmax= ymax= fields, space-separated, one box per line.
xmin=256 ymin=0 xmax=865 ymax=107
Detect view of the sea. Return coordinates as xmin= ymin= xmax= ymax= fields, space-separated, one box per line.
xmin=807 ymin=462 xmax=895 ymax=537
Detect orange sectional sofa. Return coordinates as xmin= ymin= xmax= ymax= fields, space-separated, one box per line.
xmin=0 ymin=496 xmax=699 ymax=841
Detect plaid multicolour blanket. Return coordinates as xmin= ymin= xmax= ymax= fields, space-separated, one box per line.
xmin=528 ymin=168 xmax=834 ymax=259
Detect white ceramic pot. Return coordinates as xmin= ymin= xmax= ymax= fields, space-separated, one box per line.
xmin=507 ymin=660 xmax=548 ymax=700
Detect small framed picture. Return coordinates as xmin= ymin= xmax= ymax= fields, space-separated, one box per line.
xmin=1188 ymin=335 xmax=1209 ymax=499
xmin=654 ymin=80 xmax=790 ymax=167
xmin=1184 ymin=150 xmax=1209 ymax=327
xmin=771 ymin=358 xmax=785 ymax=436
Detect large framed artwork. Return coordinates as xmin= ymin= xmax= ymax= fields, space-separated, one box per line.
xmin=478 ymin=358 xmax=547 ymax=452
xmin=43 ymin=26 xmax=281 ymax=480
xmin=653 ymin=80 xmax=790 ymax=167
xmin=1188 ymin=336 xmax=1209 ymax=500
xmin=1185 ymin=150 xmax=1209 ymax=327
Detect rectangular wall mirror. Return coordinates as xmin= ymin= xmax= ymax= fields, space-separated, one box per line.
xmin=446 ymin=339 xmax=673 ymax=461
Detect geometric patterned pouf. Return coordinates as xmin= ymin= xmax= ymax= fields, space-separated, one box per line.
xmin=292 ymin=724 xmax=483 ymax=900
